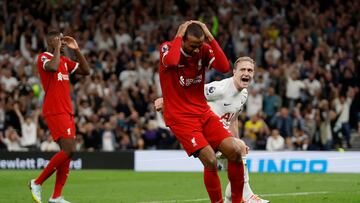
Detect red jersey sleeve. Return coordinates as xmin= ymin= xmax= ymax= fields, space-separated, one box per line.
xmin=62 ymin=56 xmax=79 ymax=74
xmin=207 ymin=39 xmax=230 ymax=73
xmin=37 ymin=53 xmax=52 ymax=71
xmin=202 ymin=43 xmax=216 ymax=69
xmin=160 ymin=37 xmax=182 ymax=69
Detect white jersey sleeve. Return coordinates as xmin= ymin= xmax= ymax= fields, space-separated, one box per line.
xmin=204 ymin=78 xmax=231 ymax=101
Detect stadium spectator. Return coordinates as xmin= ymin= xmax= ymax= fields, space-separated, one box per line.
xmin=0 ymin=126 xmax=27 ymax=151
xmin=291 ymin=128 xmax=309 ymax=151
xmin=0 ymin=0 xmax=359 ymax=152
xmin=13 ymin=103 xmax=39 ymax=150
xmin=40 ymin=135 xmax=60 ymax=152
xmin=266 ymin=129 xmax=285 ymax=151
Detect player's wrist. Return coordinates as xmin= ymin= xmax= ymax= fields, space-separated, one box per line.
xmin=207 ymin=35 xmax=214 ymax=41
xmin=175 ymin=34 xmax=183 ymax=39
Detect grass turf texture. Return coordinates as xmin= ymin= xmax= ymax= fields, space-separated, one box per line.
xmin=0 ymin=170 xmax=359 ymax=203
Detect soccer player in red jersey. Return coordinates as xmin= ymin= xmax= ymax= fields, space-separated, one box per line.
xmin=159 ymin=20 xmax=245 ymax=203
xmin=29 ymin=31 xmax=90 ymax=203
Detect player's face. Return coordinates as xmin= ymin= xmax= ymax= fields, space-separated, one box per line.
xmin=48 ymin=33 xmax=66 ymax=53
xmin=233 ymin=61 xmax=254 ymax=89
xmin=59 ymin=33 xmax=66 ymax=53
xmin=182 ymin=35 xmax=204 ymax=56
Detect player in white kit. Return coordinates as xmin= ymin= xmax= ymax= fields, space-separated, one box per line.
xmin=155 ymin=56 xmax=269 ymax=203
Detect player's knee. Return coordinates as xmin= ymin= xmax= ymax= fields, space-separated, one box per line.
xmin=234 ymin=138 xmax=247 ymax=156
xmin=227 ymin=149 xmax=242 ymax=163
xmin=61 ymin=142 xmax=76 ymax=158
xmin=203 ymin=155 xmax=218 ymax=169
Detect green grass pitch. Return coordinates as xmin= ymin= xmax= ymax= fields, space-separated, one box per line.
xmin=0 ymin=170 xmax=359 ymax=203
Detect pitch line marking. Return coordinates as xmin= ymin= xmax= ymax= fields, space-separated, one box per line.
xmin=137 ymin=191 xmax=332 ymax=203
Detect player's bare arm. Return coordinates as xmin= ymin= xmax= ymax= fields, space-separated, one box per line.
xmin=176 ymin=21 xmax=192 ymax=37
xmin=44 ymin=36 xmax=61 ymax=72
xmin=63 ymin=36 xmax=90 ymax=75
xmin=13 ymin=103 xmax=24 ymax=124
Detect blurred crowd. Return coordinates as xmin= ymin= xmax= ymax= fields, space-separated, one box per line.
xmin=0 ymin=0 xmax=359 ymax=152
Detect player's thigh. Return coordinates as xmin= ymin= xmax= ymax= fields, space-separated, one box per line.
xmin=169 ymin=122 xmax=209 ymax=156
xmin=203 ymin=113 xmax=232 ymax=150
xmin=45 ymin=114 xmax=76 ymax=142
xmin=197 ymin=145 xmax=217 ymax=169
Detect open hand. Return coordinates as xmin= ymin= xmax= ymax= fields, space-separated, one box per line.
xmin=176 ymin=21 xmax=192 ymax=38
xmin=191 ymin=20 xmax=214 ymax=41
xmin=63 ymin=36 xmax=79 ymax=50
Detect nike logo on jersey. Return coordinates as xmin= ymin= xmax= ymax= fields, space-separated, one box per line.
xmin=224 ymin=103 xmax=231 ymax=106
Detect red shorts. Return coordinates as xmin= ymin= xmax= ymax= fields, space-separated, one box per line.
xmin=44 ymin=114 xmax=76 ymax=141
xmin=168 ymin=111 xmax=231 ymax=156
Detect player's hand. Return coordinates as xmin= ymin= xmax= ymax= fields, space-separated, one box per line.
xmin=176 ymin=21 xmax=192 ymax=38
xmin=191 ymin=20 xmax=214 ymax=41
xmin=154 ymin=98 xmax=164 ymax=112
xmin=245 ymin=144 xmax=250 ymax=154
xmin=13 ymin=103 xmax=19 ymax=110
xmin=50 ymin=36 xmax=62 ymax=50
xmin=63 ymin=36 xmax=79 ymax=50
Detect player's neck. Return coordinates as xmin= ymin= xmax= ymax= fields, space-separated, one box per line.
xmin=232 ymin=77 xmax=243 ymax=92
xmin=47 ymin=48 xmax=55 ymax=54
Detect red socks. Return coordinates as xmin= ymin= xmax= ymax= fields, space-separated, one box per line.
xmin=52 ymin=158 xmax=70 ymax=198
xmin=204 ymin=168 xmax=223 ymax=203
xmin=228 ymin=161 xmax=245 ymax=203
xmin=35 ymin=151 xmax=70 ymax=185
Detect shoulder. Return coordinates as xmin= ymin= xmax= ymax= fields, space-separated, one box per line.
xmin=206 ymin=77 xmax=231 ymax=89
xmin=38 ymin=52 xmax=51 ymax=60
xmin=160 ymin=41 xmax=172 ymax=54
xmin=205 ymin=79 xmax=224 ymax=93
xmin=205 ymin=78 xmax=231 ymax=98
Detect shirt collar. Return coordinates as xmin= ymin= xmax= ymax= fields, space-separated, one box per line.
xmin=44 ymin=52 xmax=54 ymax=56
xmin=180 ymin=48 xmax=191 ymax=57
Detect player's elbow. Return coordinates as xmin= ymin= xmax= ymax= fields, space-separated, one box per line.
xmin=79 ymin=64 xmax=91 ymax=75
xmin=83 ymin=68 xmax=91 ymax=75
xmin=220 ymin=62 xmax=230 ymax=73
xmin=216 ymin=64 xmax=230 ymax=74
xmin=163 ymin=59 xmax=179 ymax=68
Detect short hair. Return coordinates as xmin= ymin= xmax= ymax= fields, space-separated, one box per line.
xmin=46 ymin=30 xmax=61 ymax=40
xmin=234 ymin=56 xmax=255 ymax=69
xmin=184 ymin=23 xmax=204 ymax=40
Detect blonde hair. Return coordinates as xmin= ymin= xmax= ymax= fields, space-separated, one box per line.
xmin=234 ymin=56 xmax=255 ymax=69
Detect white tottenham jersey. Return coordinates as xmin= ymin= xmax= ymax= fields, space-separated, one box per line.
xmin=205 ymin=77 xmax=248 ymax=127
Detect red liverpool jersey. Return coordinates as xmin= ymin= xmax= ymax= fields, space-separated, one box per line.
xmin=37 ymin=52 xmax=79 ymax=117
xmin=159 ymin=37 xmax=230 ymax=125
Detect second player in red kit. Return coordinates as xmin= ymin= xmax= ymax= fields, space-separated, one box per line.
xmin=29 ymin=31 xmax=90 ymax=203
